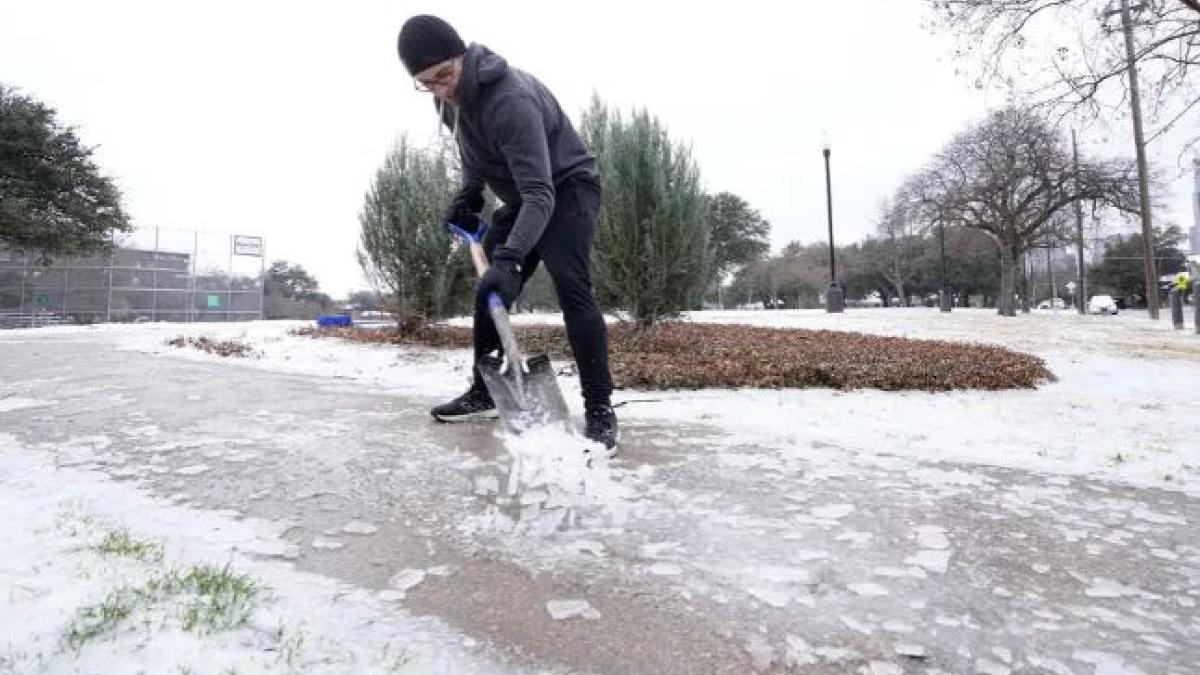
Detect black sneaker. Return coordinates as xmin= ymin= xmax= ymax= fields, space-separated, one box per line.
xmin=584 ymin=405 xmax=619 ymax=456
xmin=431 ymin=387 xmax=497 ymax=422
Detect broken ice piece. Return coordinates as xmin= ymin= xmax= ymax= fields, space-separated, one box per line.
xmin=388 ymin=569 xmax=427 ymax=591
xmin=648 ymin=562 xmax=683 ymax=576
xmin=342 ymin=520 xmax=379 ymax=535
xmin=894 ymin=643 xmax=927 ymax=659
xmin=311 ymin=536 xmax=345 ymax=550
xmin=848 ymin=582 xmax=890 ymax=597
xmin=176 ymin=464 xmax=211 ymax=476
xmin=244 ymin=541 xmax=301 ymax=559
xmin=867 ymin=661 xmax=903 ymax=675
xmin=474 ymin=475 xmax=500 ymax=496
xmin=905 ymin=549 xmax=951 ymax=574
xmin=546 ymin=599 xmax=601 ymax=620
xmin=916 ymin=525 xmax=949 ymax=550
xmin=638 ymin=541 xmax=681 ymax=559
xmin=811 ymin=504 xmax=855 ymax=519
xmin=378 ymin=590 xmax=406 ymax=602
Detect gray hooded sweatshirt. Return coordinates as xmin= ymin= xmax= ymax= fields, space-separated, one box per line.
xmin=439 ymin=43 xmax=599 ymax=258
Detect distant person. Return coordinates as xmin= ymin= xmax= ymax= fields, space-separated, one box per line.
xmin=396 ymin=14 xmax=618 ymax=452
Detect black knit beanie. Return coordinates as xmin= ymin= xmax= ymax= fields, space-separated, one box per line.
xmin=397 ymin=15 xmax=467 ymax=76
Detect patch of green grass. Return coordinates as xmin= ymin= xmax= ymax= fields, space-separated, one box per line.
xmin=66 ymin=586 xmax=138 ymax=650
xmin=94 ymin=529 xmax=164 ymax=562
xmin=176 ymin=563 xmax=260 ymax=634
xmin=64 ymin=563 xmax=262 ymax=650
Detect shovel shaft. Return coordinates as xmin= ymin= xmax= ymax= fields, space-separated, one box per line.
xmin=468 ymin=240 xmax=527 ymax=406
xmin=467 ymin=241 xmax=489 ymax=277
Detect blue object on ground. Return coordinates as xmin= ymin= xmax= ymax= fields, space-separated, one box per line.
xmin=316 ymin=314 xmax=352 ymax=328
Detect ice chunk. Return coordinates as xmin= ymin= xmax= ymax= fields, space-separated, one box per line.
xmin=811 ymin=504 xmax=855 ymax=519
xmin=894 ymin=643 xmax=926 ymax=659
xmin=546 ymin=599 xmax=601 ymax=620
xmin=848 ymin=582 xmax=890 ymax=597
xmin=1083 ymin=578 xmax=1140 ymax=598
xmin=648 ymin=562 xmax=683 ymax=576
xmin=388 ymin=569 xmax=427 ymax=591
xmin=311 ymin=536 xmax=345 ymax=550
xmin=905 ymin=549 xmax=951 ymax=573
xmin=839 ymin=616 xmax=873 ymax=635
xmin=916 ymin=525 xmax=949 ymax=550
xmin=783 ymin=635 xmax=816 ymax=667
xmin=342 ymin=520 xmax=378 ymax=535
xmin=176 ymin=464 xmax=211 ymax=476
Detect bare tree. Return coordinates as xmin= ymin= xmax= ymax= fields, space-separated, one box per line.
xmin=902 ymin=107 xmax=1140 ymax=316
xmin=926 ymin=0 xmax=1200 ymax=153
xmin=870 ymin=199 xmax=926 ymax=306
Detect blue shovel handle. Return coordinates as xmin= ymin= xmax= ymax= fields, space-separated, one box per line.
xmin=446 ymin=220 xmax=490 ymax=245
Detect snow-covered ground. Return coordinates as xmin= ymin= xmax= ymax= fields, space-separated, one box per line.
xmin=32 ymin=306 xmax=1199 ymax=493
xmin=2 ymin=307 xmax=1198 ymax=674
xmin=0 ymin=439 xmax=524 ymax=674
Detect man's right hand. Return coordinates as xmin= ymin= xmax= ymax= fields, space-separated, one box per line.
xmin=444 ymin=203 xmax=481 ymax=235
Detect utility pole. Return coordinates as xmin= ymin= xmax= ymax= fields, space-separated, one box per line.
xmin=1072 ymin=129 xmax=1087 ymax=315
xmin=1115 ymin=0 xmax=1160 ymax=318
xmin=1047 ymin=247 xmax=1057 ymax=312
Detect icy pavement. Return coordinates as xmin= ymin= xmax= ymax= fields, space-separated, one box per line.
xmin=1 ymin=310 xmax=1199 ymax=673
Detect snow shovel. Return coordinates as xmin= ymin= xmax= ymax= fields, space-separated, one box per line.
xmin=447 ymin=221 xmax=571 ymax=435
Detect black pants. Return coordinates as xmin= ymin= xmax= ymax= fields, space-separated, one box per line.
xmin=472 ymin=178 xmax=614 ymax=408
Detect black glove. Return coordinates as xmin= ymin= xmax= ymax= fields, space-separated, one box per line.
xmin=477 ymin=247 xmax=523 ymax=308
xmin=444 ymin=202 xmax=481 ymax=235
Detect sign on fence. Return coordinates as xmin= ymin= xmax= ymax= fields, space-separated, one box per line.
xmin=233 ymin=235 xmax=264 ymax=257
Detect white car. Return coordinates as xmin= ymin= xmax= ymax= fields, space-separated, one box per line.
xmin=1088 ymin=294 xmax=1119 ymax=315
xmin=1036 ymin=298 xmax=1067 ymax=310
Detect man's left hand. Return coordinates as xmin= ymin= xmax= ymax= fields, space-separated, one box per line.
xmin=477 ymin=247 xmax=523 ymax=307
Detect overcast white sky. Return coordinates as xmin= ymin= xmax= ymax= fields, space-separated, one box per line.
xmin=2 ymin=0 xmax=1195 ymax=295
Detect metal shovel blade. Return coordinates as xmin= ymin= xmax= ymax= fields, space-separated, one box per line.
xmin=477 ymin=352 xmax=570 ymax=434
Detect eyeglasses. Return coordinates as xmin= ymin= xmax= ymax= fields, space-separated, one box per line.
xmin=414 ymin=62 xmax=455 ymax=92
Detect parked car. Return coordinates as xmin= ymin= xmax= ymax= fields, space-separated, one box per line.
xmin=1036 ymin=298 xmax=1067 ymax=310
xmin=1088 ymin=294 xmax=1119 ymax=315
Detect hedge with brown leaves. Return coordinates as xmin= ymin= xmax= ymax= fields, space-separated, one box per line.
xmin=295 ymin=322 xmax=1053 ymax=391
xmin=166 ymin=335 xmax=260 ymax=358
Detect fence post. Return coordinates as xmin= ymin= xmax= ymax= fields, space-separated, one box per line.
xmin=20 ymin=252 xmax=29 ymax=328
xmin=259 ymin=239 xmax=266 ymax=320
xmin=190 ymin=231 xmax=198 ymax=323
xmin=63 ymin=259 xmax=69 ymax=323
xmin=227 ymin=234 xmax=234 ymax=322
xmin=152 ymin=226 xmax=159 ymax=322
xmin=106 ymin=234 xmax=114 ymax=323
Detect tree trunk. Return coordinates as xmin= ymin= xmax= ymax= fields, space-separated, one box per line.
xmin=998 ymin=241 xmax=1019 ymax=317
xmin=1020 ymin=251 xmax=1031 ymax=313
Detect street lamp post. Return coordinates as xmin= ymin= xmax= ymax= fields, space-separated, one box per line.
xmin=822 ymin=136 xmax=844 ymax=313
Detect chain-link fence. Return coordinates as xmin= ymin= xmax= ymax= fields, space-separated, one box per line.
xmin=0 ymin=227 xmax=265 ymax=328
